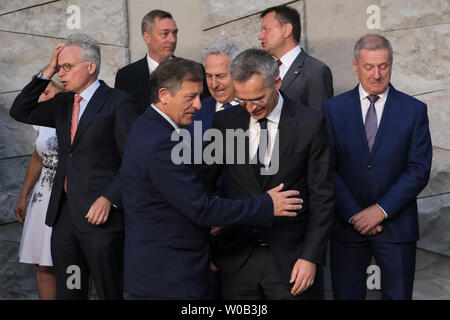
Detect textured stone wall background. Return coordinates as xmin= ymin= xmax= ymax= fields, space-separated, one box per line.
xmin=0 ymin=0 xmax=448 ymax=299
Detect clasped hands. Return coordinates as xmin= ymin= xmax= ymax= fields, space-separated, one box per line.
xmin=351 ymin=204 xmax=386 ymax=236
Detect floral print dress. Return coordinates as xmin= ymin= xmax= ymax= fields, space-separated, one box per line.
xmin=18 ymin=126 xmax=58 ymax=266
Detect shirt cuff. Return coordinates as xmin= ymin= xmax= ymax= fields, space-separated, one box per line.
xmin=376 ymin=203 xmax=388 ymax=219
xmin=37 ymin=72 xmax=51 ymax=80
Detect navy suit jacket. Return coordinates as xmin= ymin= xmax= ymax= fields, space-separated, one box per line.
xmin=120 ymin=106 xmax=274 ymax=299
xmin=10 ymin=77 xmax=139 ymax=232
xmin=323 ymin=84 xmax=432 ymax=242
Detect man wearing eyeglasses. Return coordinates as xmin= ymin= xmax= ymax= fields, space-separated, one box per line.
xmin=10 ymin=33 xmax=140 ymax=299
xmin=205 ymin=49 xmax=334 ymax=300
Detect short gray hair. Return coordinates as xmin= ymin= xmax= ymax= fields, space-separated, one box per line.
xmin=230 ymin=49 xmax=279 ymax=86
xmin=141 ymin=9 xmax=173 ymax=34
xmin=354 ymin=34 xmax=393 ymax=63
xmin=64 ymin=33 xmax=101 ymax=77
xmin=205 ymin=42 xmax=240 ymax=61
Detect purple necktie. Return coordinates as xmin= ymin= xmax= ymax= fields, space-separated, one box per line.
xmin=365 ymin=94 xmax=379 ymax=152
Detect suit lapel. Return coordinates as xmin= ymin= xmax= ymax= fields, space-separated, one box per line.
xmin=139 ymin=57 xmax=151 ymax=100
xmin=280 ymin=51 xmax=305 ymax=93
xmin=71 ymin=81 xmax=108 ymax=149
xmin=262 ymin=98 xmax=296 ymax=189
xmin=233 ymin=108 xmax=263 ymax=193
xmin=370 ymin=84 xmax=398 ymax=157
xmin=348 ymin=85 xmax=371 ymax=157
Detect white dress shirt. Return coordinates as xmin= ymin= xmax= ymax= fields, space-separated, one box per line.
xmin=146 ymin=54 xmax=160 ymax=75
xmin=248 ymin=92 xmax=283 ymax=167
xmin=75 ymin=80 xmax=101 ymax=121
xmin=278 ymin=45 xmax=301 ymax=79
xmin=151 ymin=104 xmax=180 ymax=133
xmin=348 ymin=84 xmax=390 ymax=222
xmin=215 ymin=100 xmax=239 ymax=112
xmin=359 ymin=83 xmax=389 ymax=128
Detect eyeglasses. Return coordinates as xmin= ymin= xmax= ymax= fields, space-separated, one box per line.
xmin=234 ymin=98 xmax=266 ymax=107
xmin=57 ymin=61 xmax=88 ymax=72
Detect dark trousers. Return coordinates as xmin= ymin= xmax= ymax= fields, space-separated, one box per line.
xmin=330 ymin=238 xmax=416 ymax=300
xmin=220 ymin=245 xmax=313 ymax=300
xmin=50 ymin=195 xmax=124 ymax=300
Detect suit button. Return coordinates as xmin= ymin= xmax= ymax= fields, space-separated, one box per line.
xmin=368 ymin=164 xmax=372 ymax=169
xmin=68 ymin=153 xmax=72 ymax=158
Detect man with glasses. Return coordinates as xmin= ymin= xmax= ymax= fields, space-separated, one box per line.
xmin=10 ymin=33 xmax=140 ymax=299
xmin=205 ymin=49 xmax=334 ymax=300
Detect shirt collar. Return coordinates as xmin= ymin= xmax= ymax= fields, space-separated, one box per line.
xmin=146 ymin=54 xmax=160 ymax=74
xmin=77 ymin=79 xmax=100 ymax=103
xmin=358 ymin=83 xmax=389 ymax=102
xmin=279 ymin=45 xmax=301 ymax=67
xmin=151 ymin=104 xmax=180 ymax=133
xmin=250 ymin=91 xmax=283 ymax=125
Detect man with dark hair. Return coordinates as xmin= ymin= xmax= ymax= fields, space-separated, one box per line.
xmin=115 ymin=9 xmax=209 ymax=113
xmin=259 ymin=5 xmax=333 ymax=112
xmin=205 ymin=49 xmax=334 ymax=300
xmin=323 ymin=34 xmax=432 ymax=299
xmin=10 ymin=34 xmax=140 ymax=299
xmin=120 ymin=57 xmax=304 ymax=299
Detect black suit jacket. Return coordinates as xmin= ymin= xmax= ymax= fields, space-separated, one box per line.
xmin=10 ymin=77 xmax=140 ymax=232
xmin=205 ymin=95 xmax=334 ymax=285
xmin=280 ymin=50 xmax=333 ymax=112
xmin=115 ymin=56 xmax=210 ymax=113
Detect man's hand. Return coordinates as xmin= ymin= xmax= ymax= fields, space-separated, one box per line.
xmin=289 ymin=259 xmax=316 ymax=296
xmin=14 ymin=197 xmax=27 ymax=224
xmin=42 ymin=42 xmax=65 ymax=79
xmin=267 ymin=183 xmax=303 ymax=217
xmin=85 ymin=196 xmax=111 ymax=225
xmin=351 ymin=205 xmax=386 ymax=235
xmin=364 ymin=225 xmax=383 ymax=236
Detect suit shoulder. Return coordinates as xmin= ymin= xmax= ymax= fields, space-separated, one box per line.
xmin=323 ymin=89 xmax=355 ymax=107
xmin=285 ymin=97 xmax=324 ymax=122
xmin=304 ymin=53 xmax=331 ymax=71
xmin=393 ymin=89 xmax=426 ymax=109
xmin=116 ymin=57 xmax=146 ymax=76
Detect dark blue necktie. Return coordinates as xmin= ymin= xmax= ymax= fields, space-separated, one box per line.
xmin=365 ymin=94 xmax=379 ymax=152
xmin=222 ymin=103 xmax=232 ymax=109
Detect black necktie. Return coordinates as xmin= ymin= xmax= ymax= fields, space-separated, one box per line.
xmin=365 ymin=94 xmax=379 ymax=152
xmin=253 ymin=118 xmax=268 ymax=186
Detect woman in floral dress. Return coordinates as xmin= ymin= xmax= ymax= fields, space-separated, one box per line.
xmin=14 ymin=73 xmax=64 ymax=300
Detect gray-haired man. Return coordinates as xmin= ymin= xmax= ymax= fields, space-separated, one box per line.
xmin=10 ymin=33 xmax=140 ymax=299
xmin=205 ymin=49 xmax=334 ymax=300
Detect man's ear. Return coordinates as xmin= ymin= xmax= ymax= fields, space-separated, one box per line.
xmin=158 ymin=87 xmax=171 ymax=104
xmin=274 ymin=76 xmax=282 ymax=90
xmin=352 ymin=58 xmax=358 ymax=75
xmin=142 ymin=31 xmax=151 ymax=45
xmin=283 ymin=23 xmax=293 ymax=40
xmin=88 ymin=62 xmax=97 ymax=76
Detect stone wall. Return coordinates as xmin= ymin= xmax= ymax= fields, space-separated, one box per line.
xmin=379 ymin=0 xmax=450 ymax=298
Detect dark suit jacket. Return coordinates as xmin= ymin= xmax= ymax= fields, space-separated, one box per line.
xmin=115 ymin=56 xmax=210 ymax=113
xmin=205 ymin=95 xmax=334 ymax=286
xmin=10 ymin=77 xmax=140 ymax=232
xmin=120 ymin=106 xmax=274 ymax=299
xmin=280 ymin=50 xmax=333 ymax=112
xmin=323 ymin=84 xmax=432 ymax=243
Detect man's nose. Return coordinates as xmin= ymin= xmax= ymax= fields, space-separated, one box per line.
xmin=373 ymin=67 xmax=381 ymax=79
xmin=258 ymin=32 xmax=264 ymax=41
xmin=193 ymin=95 xmax=202 ymax=110
xmin=168 ymin=33 xmax=177 ymax=44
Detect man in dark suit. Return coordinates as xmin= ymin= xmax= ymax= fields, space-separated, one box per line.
xmin=259 ymin=5 xmax=333 ymax=112
xmin=115 ymin=9 xmax=209 ymax=113
xmin=120 ymin=57 xmax=304 ymax=299
xmin=205 ymin=49 xmax=334 ymax=300
xmin=323 ymin=34 xmax=432 ymax=300
xmin=10 ymin=34 xmax=140 ymax=299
